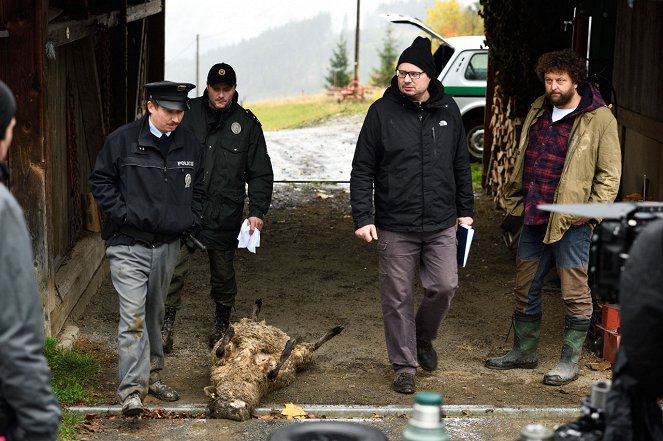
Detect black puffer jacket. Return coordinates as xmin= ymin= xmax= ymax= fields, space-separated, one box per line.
xmin=350 ymin=76 xmax=474 ymax=232
xmin=181 ymin=90 xmax=273 ymax=249
xmin=89 ymin=114 xmax=206 ymax=245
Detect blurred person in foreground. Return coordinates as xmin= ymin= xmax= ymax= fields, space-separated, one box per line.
xmin=89 ymin=81 xmax=205 ymax=416
xmin=161 ymin=63 xmax=273 ymax=352
xmin=485 ymin=49 xmax=621 ymax=386
xmin=603 ymin=218 xmax=663 ymax=440
xmin=350 ymin=37 xmax=474 ymax=394
xmin=0 ymin=80 xmax=61 ymax=440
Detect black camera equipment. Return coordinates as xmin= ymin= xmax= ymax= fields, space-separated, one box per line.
xmin=539 ymin=201 xmax=663 ymax=304
xmin=552 ymin=380 xmax=611 ymax=440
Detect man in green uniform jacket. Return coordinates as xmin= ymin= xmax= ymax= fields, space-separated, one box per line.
xmin=162 ymin=63 xmax=274 ymax=351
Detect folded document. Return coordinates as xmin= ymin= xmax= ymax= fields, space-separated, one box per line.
xmin=237 ymin=219 xmax=261 ymax=253
xmin=457 ymin=224 xmax=474 ymax=267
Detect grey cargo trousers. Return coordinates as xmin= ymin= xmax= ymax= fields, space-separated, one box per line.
xmin=377 ymin=227 xmax=459 ymax=374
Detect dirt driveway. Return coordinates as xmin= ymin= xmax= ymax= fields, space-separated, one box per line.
xmin=67 ymin=114 xmax=613 ymax=439
xmin=70 ymin=184 xmax=611 ymax=412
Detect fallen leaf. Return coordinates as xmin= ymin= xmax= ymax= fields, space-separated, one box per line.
xmin=281 ymin=403 xmax=307 ymax=419
xmin=587 ymin=360 xmax=612 ymax=371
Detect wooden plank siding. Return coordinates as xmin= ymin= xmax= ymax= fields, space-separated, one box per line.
xmin=0 ymin=0 xmax=54 ymax=333
xmin=613 ymin=0 xmax=663 ymax=200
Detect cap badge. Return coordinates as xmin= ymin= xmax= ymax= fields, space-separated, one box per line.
xmin=231 ymin=122 xmax=242 ymax=134
xmin=219 ymin=68 xmax=226 ymax=76
xmin=177 ymin=84 xmax=186 ymax=91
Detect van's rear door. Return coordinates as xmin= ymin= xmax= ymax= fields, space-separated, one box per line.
xmin=380 ymin=13 xmax=455 ymax=77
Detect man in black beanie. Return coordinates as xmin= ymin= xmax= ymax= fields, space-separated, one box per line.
xmin=350 ymin=37 xmax=474 ymax=393
xmin=1 ymin=80 xmax=62 ymax=440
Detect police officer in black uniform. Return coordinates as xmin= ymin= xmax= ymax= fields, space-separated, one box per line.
xmin=89 ymin=81 xmax=206 ymax=416
xmin=161 ymin=63 xmax=273 ymax=352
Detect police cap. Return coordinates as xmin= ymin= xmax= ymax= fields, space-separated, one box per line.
xmin=144 ymin=81 xmax=195 ymax=111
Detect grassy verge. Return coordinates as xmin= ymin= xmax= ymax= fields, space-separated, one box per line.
xmin=471 ymin=162 xmax=483 ymax=191
xmin=44 ymin=337 xmax=100 ymax=440
xmin=245 ymin=93 xmax=376 ymax=131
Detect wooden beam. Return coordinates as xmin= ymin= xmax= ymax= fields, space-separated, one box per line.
xmin=617 ymin=106 xmax=663 ymax=144
xmin=47 ymin=1 xmax=162 ymax=47
xmin=1 ymin=0 xmax=53 ymax=335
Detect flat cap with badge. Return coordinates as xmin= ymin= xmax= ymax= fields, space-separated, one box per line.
xmin=145 ymin=81 xmax=195 ymax=111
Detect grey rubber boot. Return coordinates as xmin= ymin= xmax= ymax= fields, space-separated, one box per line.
xmin=543 ymin=316 xmax=590 ymax=386
xmin=161 ymin=308 xmax=177 ymax=354
xmin=208 ymin=303 xmax=232 ymax=348
xmin=485 ymin=312 xmax=541 ymax=369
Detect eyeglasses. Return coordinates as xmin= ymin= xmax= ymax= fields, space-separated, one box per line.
xmin=396 ymin=70 xmax=425 ymax=79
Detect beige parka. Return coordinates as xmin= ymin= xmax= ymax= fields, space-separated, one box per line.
xmin=502 ymin=94 xmax=622 ymax=244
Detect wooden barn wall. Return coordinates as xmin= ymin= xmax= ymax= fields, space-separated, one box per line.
xmin=45 ymin=36 xmax=106 ymax=268
xmin=613 ymin=0 xmax=663 ymax=200
xmin=0 ymin=0 xmax=54 ymax=333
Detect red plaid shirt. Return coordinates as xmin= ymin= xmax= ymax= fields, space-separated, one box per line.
xmin=522 ymin=84 xmax=605 ymax=225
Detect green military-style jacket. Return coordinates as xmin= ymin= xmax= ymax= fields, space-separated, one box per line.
xmin=181 ymin=90 xmax=274 ymax=249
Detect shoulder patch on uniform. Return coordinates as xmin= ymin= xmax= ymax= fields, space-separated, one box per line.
xmin=244 ymin=108 xmax=262 ymax=127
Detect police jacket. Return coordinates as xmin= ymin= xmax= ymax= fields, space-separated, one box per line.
xmin=351 ymin=76 xmax=474 ymax=232
xmin=89 ymin=113 xmax=206 ymax=246
xmin=502 ymin=84 xmax=621 ymax=244
xmin=181 ymin=90 xmax=273 ymax=249
xmin=1 ymin=177 xmax=61 ymax=441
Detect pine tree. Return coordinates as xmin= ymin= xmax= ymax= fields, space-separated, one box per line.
xmin=369 ymin=26 xmax=399 ymax=87
xmin=325 ymin=35 xmax=352 ymax=88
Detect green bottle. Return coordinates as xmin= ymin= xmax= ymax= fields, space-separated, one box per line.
xmin=402 ymin=391 xmax=449 ymax=441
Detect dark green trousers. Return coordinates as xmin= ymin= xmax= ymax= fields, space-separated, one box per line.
xmin=165 ymin=244 xmax=237 ymax=309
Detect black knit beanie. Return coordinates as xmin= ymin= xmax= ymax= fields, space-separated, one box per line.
xmin=397 ymin=36 xmax=436 ymax=79
xmin=0 ymin=81 xmax=17 ymax=140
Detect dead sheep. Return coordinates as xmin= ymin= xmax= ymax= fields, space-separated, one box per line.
xmin=204 ymin=299 xmax=344 ymax=421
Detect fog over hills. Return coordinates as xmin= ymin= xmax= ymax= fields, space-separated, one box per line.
xmin=165 ymin=0 xmax=429 ymax=102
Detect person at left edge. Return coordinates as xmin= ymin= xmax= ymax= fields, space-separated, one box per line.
xmin=0 ymin=81 xmax=61 ymax=440
xmin=89 ymin=81 xmax=206 ymax=417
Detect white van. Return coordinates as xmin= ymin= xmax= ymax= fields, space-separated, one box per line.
xmin=382 ymin=14 xmax=488 ymax=161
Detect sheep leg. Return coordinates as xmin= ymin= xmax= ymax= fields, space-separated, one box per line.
xmin=214 ymin=325 xmax=235 ymax=359
xmin=252 ymin=298 xmax=263 ymax=322
xmin=313 ymin=325 xmax=345 ymax=350
xmin=267 ymin=338 xmax=296 ymax=380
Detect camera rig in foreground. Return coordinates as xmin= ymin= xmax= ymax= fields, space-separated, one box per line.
xmin=539 ymin=201 xmax=663 ymax=305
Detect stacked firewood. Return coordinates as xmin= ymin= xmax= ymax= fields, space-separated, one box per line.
xmin=487 ymin=84 xmax=523 ymax=210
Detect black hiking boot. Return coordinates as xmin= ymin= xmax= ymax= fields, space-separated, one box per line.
xmin=161 ymin=308 xmax=177 ymax=354
xmin=417 ymin=340 xmax=438 ymax=371
xmin=392 ymin=372 xmax=416 ymax=394
xmin=208 ymin=303 xmax=232 ymax=348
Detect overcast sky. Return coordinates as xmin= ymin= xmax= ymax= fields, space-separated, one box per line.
xmin=164 ymin=0 xmax=431 ymax=66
